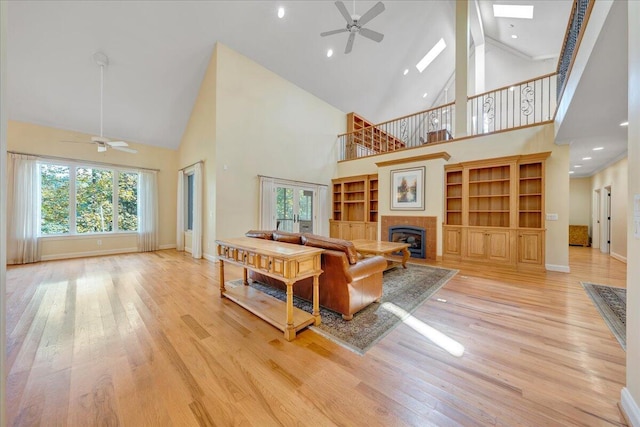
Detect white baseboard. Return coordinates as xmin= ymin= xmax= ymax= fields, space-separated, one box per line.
xmin=545 ymin=264 xmax=570 ymax=273
xmin=203 ymin=253 xmax=217 ymax=262
xmin=611 ymin=252 xmax=627 ymax=263
xmin=159 ymin=244 xmax=176 ymax=250
xmin=40 ymin=247 xmax=138 ymax=261
xmin=621 ymin=388 xmax=640 ymax=427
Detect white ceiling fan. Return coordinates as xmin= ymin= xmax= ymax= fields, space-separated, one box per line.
xmin=66 ymin=52 xmax=137 ymax=154
xmin=320 ymin=1 xmax=385 ymax=54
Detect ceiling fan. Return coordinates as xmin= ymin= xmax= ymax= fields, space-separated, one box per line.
xmin=320 ymin=1 xmax=385 ymax=54
xmin=66 ymin=52 xmax=137 ymax=154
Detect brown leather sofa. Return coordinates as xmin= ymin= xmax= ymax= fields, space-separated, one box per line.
xmin=245 ymin=230 xmax=387 ymax=320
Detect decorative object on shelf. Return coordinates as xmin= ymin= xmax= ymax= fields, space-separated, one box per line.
xmin=391 ymin=166 xmax=425 ymax=210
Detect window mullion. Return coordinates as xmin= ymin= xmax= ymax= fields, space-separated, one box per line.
xmin=113 ymin=170 xmax=119 ymax=232
xmin=70 ymin=166 xmax=77 ymax=234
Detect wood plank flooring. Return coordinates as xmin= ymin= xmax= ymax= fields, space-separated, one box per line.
xmin=5 ymin=247 xmax=627 ymax=426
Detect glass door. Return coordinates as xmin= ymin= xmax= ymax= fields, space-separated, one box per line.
xmin=275 ymin=185 xmax=314 ymax=233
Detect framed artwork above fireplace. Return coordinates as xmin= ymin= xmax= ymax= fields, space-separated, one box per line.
xmin=390 ymin=166 xmax=425 ymax=210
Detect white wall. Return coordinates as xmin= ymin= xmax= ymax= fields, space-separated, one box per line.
xmin=1 ymin=2 xmax=8 ymax=423
xmin=623 ymin=3 xmax=640 ymax=423
xmin=213 ymin=43 xmax=345 ymax=244
xmin=337 ymin=123 xmax=570 ymax=270
xmin=569 ymin=178 xmax=592 ymax=234
xmin=6 ymin=121 xmax=178 ymax=260
xmin=591 ymin=157 xmax=628 ymax=261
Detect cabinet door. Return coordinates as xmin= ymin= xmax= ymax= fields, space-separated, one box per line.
xmin=487 ymin=230 xmax=511 ymax=262
xmin=443 ymin=227 xmax=462 ymax=256
xmin=329 ymin=221 xmax=341 ymax=239
xmin=349 ymin=222 xmax=366 ymax=240
xmin=339 ymin=222 xmax=352 ymax=240
xmin=518 ymin=230 xmax=543 ymax=265
xmin=365 ymin=223 xmax=378 ymax=240
xmin=466 ymin=229 xmax=487 ymax=259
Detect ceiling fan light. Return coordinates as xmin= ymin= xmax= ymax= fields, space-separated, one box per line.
xmin=97 ymin=146 xmax=107 ymax=153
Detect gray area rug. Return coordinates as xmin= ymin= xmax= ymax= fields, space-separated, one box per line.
xmin=581 ymin=282 xmax=626 ymax=350
xmin=230 ymin=264 xmax=457 ymax=354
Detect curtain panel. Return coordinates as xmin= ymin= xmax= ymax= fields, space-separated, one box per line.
xmin=137 ymin=170 xmax=159 ymax=252
xmin=176 ymin=170 xmax=185 ymax=251
xmin=191 ymin=162 xmax=203 ymax=259
xmin=7 ymin=154 xmax=40 ymax=264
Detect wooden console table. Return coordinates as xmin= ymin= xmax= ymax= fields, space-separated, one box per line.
xmin=216 ymin=237 xmax=324 ymax=341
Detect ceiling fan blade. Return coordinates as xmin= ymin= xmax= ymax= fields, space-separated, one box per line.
xmin=357 ymin=1 xmax=385 ymax=27
xmin=106 ymin=140 xmax=129 ymax=147
xmin=112 ymin=146 xmax=137 ymax=154
xmin=321 ymin=28 xmax=348 ymax=37
xmin=359 ymin=27 xmax=384 ymax=43
xmin=334 ymin=1 xmax=354 ymax=25
xmin=345 ymin=32 xmax=356 ymax=54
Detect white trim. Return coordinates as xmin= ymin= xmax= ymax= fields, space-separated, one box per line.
xmin=159 ymin=244 xmax=176 ymax=250
xmin=545 ymin=264 xmax=570 ymax=273
xmin=610 ymin=252 xmax=627 ymax=263
xmin=40 ymin=247 xmax=138 ymax=261
xmin=203 ymin=253 xmax=217 ymax=262
xmin=621 ymin=388 xmax=640 ymax=427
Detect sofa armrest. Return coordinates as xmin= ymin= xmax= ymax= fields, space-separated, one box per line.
xmin=345 ymin=255 xmax=387 ymax=282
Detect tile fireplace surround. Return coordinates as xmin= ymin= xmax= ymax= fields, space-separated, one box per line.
xmin=380 ymin=216 xmax=437 ymax=260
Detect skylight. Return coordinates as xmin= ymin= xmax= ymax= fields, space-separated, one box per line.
xmin=416 ymin=38 xmax=446 ymax=73
xmin=493 ymin=4 xmax=534 ymax=19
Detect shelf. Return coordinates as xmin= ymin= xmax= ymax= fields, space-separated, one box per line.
xmin=519 ymin=176 xmax=542 ymax=181
xmin=469 ymin=178 xmax=510 ymax=183
xmin=469 ymin=210 xmax=510 ymax=213
xmin=469 ymin=194 xmax=509 ymax=198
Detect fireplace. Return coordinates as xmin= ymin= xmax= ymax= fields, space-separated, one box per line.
xmin=388 ymin=226 xmax=426 ymax=259
xmin=380 ymin=216 xmax=437 ymax=260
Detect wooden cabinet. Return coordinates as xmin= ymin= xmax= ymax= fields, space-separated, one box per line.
xmin=518 ymin=230 xmax=544 ymax=265
xmin=443 ymin=152 xmax=550 ymax=269
xmin=330 ymin=174 xmax=378 ymax=240
xmin=443 ymin=226 xmax=462 ymax=256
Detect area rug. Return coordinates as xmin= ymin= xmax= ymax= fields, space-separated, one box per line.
xmin=229 ymin=264 xmax=457 ymax=354
xmin=581 ymin=282 xmax=626 ymax=350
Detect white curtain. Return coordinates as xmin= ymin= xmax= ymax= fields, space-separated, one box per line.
xmin=7 ymin=154 xmax=40 ymax=264
xmin=137 ymin=170 xmax=159 ymax=252
xmin=176 ymin=170 xmax=185 ymax=251
xmin=191 ymin=162 xmax=203 ymax=259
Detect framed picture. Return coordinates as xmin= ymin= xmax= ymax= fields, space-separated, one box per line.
xmin=391 ymin=166 xmax=425 ymax=210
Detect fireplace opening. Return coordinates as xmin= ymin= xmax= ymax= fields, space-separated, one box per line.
xmin=388 ymin=225 xmax=426 ymax=259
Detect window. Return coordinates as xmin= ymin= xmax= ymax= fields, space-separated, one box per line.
xmin=39 ymin=162 xmax=139 ymax=235
xmin=187 ymin=173 xmax=194 ymax=231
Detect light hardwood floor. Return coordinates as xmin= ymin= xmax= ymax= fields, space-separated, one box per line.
xmin=6 ymin=247 xmax=627 ymax=426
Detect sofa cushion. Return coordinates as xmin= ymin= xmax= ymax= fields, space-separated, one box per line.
xmin=245 ymin=230 xmax=274 ymax=240
xmin=301 ymin=234 xmax=358 ymax=265
xmin=272 ymin=231 xmax=303 ymax=244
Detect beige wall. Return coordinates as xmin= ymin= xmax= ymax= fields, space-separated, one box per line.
xmin=625 ymin=2 xmax=640 ymax=417
xmin=7 ymin=121 xmax=178 ymax=259
xmin=569 ymin=178 xmax=592 ymax=234
xmin=212 ymin=43 xmax=344 ymax=246
xmin=177 ymin=44 xmax=218 ymax=258
xmin=591 ymin=157 xmax=627 ymax=260
xmin=337 ymin=123 xmax=570 ymax=270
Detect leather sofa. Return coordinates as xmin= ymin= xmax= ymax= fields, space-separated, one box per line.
xmin=245 ymin=230 xmax=387 ymax=320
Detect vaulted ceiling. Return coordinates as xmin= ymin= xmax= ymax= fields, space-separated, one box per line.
xmin=8 ymin=1 xmax=624 ymax=178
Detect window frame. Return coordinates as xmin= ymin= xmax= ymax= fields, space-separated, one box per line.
xmin=38 ymin=159 xmax=141 ymax=237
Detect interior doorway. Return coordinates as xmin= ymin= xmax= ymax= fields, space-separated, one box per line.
xmin=593 ymin=189 xmax=601 ymax=248
xmin=602 ymin=186 xmax=612 ymax=254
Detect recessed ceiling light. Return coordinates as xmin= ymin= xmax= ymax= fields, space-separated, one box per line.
xmin=511 ymin=34 xmax=518 ymax=39
xmin=493 ymin=4 xmax=534 ymax=19
xmin=422 ymin=92 xmax=428 ymax=98
xmin=569 ymin=171 xmax=575 ymax=174
xmin=582 ymin=157 xmax=592 ymax=160
xmin=593 ymin=147 xmax=604 ymax=151
xmin=620 ymin=121 xmax=629 ymax=126
xmin=574 ymin=165 xmax=582 ymax=168
xmin=277 ymin=7 xmax=285 ymax=18
xmin=416 ymin=38 xmax=446 ymax=73
xmin=326 ymin=49 xmax=334 ymax=58
xmin=403 ymin=69 xmax=409 ymax=76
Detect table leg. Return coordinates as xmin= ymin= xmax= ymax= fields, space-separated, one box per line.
xmin=284 ymin=282 xmax=296 ymax=341
xmin=402 ymin=247 xmax=410 ymax=268
xmin=219 ymin=259 xmax=226 ymax=297
xmin=243 ymin=267 xmax=248 ymax=285
xmin=312 ymin=274 xmax=321 ymax=325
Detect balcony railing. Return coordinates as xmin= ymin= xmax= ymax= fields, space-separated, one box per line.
xmin=556 ymin=0 xmax=594 ymax=100
xmin=338 ymin=103 xmax=455 ymax=161
xmin=468 ymin=72 xmax=557 ymax=136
